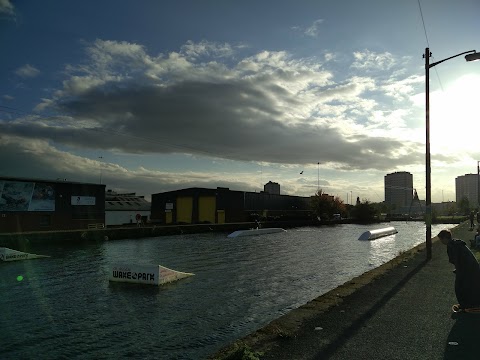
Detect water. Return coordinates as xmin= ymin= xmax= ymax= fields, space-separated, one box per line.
xmin=0 ymin=222 xmax=453 ymax=359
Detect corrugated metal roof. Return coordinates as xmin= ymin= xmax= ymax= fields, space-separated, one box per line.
xmin=105 ymin=191 xmax=151 ymax=211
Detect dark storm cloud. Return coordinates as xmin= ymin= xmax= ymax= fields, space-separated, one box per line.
xmin=2 ymin=39 xmax=426 ymax=171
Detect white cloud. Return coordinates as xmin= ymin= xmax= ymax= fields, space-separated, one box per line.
xmin=0 ymin=0 xmax=14 ymax=16
xmin=304 ymin=19 xmax=324 ymax=37
xmin=2 ymin=94 xmax=14 ymax=101
xmin=180 ymin=40 xmax=236 ymax=59
xmin=382 ymin=74 xmax=423 ymax=101
xmin=351 ymin=50 xmax=396 ymax=71
xmin=15 ymin=64 xmax=40 ymax=78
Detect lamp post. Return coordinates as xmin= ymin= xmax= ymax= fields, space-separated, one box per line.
xmin=424 ymin=48 xmax=480 ymax=260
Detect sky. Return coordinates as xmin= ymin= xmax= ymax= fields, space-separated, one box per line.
xmin=0 ymin=0 xmax=479 ymax=203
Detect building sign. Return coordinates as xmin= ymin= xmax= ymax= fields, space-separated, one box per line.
xmin=109 ymin=264 xmax=159 ymax=285
xmin=0 ymin=181 xmax=55 ymax=212
xmin=165 ymin=202 xmax=174 ymax=210
xmin=71 ymin=196 xmax=96 ymax=206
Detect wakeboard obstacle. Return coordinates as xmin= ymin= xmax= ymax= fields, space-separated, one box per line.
xmin=358 ymin=226 xmax=398 ymax=241
xmin=109 ymin=264 xmax=194 ymax=286
xmin=0 ymin=247 xmax=50 ymax=261
xmin=227 ymin=228 xmax=286 ymax=238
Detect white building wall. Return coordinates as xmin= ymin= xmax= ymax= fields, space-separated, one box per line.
xmin=105 ymin=211 xmax=151 ymax=226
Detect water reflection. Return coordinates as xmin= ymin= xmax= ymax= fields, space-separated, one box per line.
xmin=368 ymin=234 xmax=397 ymax=267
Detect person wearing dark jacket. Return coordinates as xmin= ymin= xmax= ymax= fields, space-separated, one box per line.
xmin=438 ymin=229 xmax=480 ymax=309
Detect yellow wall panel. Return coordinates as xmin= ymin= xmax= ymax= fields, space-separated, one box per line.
xmin=217 ymin=210 xmax=225 ymax=224
xmin=165 ymin=210 xmax=172 ymax=224
xmin=198 ymin=196 xmax=216 ymax=223
xmin=176 ymin=197 xmax=193 ymax=223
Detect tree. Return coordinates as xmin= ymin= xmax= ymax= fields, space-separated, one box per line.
xmin=446 ymin=202 xmax=456 ymax=217
xmin=310 ymin=189 xmax=346 ymax=220
xmin=351 ymin=198 xmax=378 ymax=222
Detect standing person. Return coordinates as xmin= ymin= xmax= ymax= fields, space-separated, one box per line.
xmin=470 ymin=210 xmax=475 ymax=229
xmin=437 ymin=229 xmax=480 ymax=311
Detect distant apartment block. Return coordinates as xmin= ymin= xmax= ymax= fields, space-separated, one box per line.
xmin=264 ymin=181 xmax=280 ymax=195
xmin=455 ymin=174 xmax=479 ymax=207
xmin=384 ymin=171 xmax=413 ymax=211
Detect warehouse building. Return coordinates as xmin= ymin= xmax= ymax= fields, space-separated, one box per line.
xmin=150 ymin=186 xmax=312 ymax=225
xmin=0 ymin=176 xmax=105 ymax=233
xmin=105 ymin=190 xmax=151 ymax=226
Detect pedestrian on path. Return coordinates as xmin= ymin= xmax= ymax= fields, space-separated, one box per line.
xmin=438 ymin=229 xmax=480 ymax=310
xmin=470 ymin=211 xmax=475 ymax=229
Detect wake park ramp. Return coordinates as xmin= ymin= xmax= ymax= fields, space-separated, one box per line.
xmin=358 ymin=226 xmax=398 ymax=241
xmin=0 ymin=247 xmax=50 ymax=262
xmin=109 ymin=264 xmax=194 ymax=286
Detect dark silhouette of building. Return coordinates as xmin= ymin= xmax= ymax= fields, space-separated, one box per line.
xmin=264 ymin=181 xmax=280 ymax=195
xmin=0 ymin=176 xmax=105 ymax=233
xmin=151 ymin=187 xmax=312 ymax=224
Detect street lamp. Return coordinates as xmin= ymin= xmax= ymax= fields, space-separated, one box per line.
xmin=424 ymin=48 xmax=480 ymax=260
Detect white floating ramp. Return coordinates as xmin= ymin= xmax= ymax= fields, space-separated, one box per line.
xmin=228 ymin=227 xmax=286 ymax=238
xmin=358 ymin=226 xmax=398 ymax=241
xmin=109 ymin=264 xmax=194 ymax=286
xmin=0 ymin=247 xmax=50 ymax=261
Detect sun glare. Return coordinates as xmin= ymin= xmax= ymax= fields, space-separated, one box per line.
xmin=429 ymin=74 xmax=480 ymax=155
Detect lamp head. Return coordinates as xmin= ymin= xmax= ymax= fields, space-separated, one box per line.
xmin=465 ymin=51 xmax=480 ymax=62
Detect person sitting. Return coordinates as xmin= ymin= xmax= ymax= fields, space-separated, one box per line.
xmin=474 ymin=227 xmax=480 ymax=249
xmin=438 ymin=229 xmax=480 ymax=310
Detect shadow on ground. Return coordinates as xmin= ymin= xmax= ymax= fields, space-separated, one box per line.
xmin=444 ymin=313 xmax=480 ymax=360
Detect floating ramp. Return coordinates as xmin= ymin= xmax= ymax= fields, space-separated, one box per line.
xmin=0 ymin=247 xmax=50 ymax=262
xmin=227 ymin=228 xmax=286 ymax=238
xmin=109 ymin=264 xmax=194 ymax=286
xmin=358 ymin=226 xmax=398 ymax=241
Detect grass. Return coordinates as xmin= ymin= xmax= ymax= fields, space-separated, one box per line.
xmin=211 ymin=343 xmax=264 ymax=360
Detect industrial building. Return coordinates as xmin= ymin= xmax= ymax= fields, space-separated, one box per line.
xmin=150 ymin=186 xmax=312 ymax=225
xmin=105 ymin=190 xmax=151 ymax=226
xmin=455 ymin=173 xmax=479 ymax=207
xmin=0 ymin=176 xmax=105 ymax=233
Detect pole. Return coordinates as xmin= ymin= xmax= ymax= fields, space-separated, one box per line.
xmin=425 ymin=48 xmax=432 ymax=260
xmin=477 ymin=161 xmax=480 ymax=208
xmin=317 ymin=162 xmax=319 ymax=192
xmin=99 ymin=156 xmax=103 ymax=185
